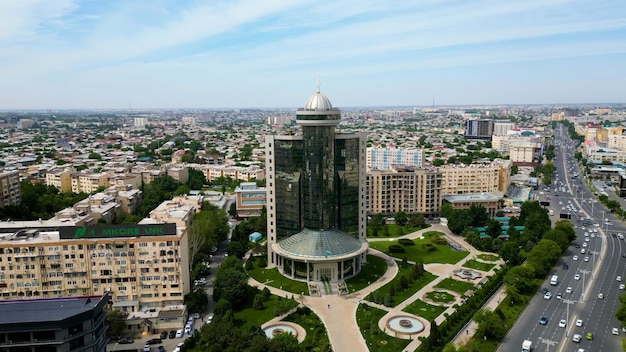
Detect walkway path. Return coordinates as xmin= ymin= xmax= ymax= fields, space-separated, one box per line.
xmin=248 ymin=223 xmax=505 ymax=352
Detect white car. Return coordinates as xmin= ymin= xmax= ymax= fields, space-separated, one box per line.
xmin=566 ymin=286 xmax=573 ymax=294
xmin=581 ymin=248 xmax=586 ymax=254
xmin=572 ymin=333 xmax=582 ymax=343
xmin=613 ymin=327 xmax=620 ymax=335
xmin=584 ymin=256 xmax=589 ymax=262
xmin=584 ymin=232 xmax=589 ymax=237
xmin=559 ymin=319 xmax=567 ymax=328
xmin=584 ymin=238 xmax=590 ymax=243
xmin=620 ymin=284 xmax=625 ymax=290
xmin=576 ymin=319 xmax=583 ymax=327
xmin=206 ymin=314 xmax=214 ymax=324
xmin=583 ymin=242 xmax=588 ymax=247
xmin=573 ymin=255 xmax=579 ymax=261
xmin=574 ymin=274 xmax=581 ymax=280
xmin=590 ymin=233 xmax=595 ymax=238
xmin=618 ymin=276 xmax=622 ymax=282
xmin=544 ymin=292 xmax=553 ymax=300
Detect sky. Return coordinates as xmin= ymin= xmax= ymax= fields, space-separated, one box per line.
xmin=1 ymin=0 xmax=626 ymax=109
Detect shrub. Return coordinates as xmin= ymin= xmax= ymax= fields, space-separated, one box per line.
xmin=389 ymin=244 xmax=406 ymax=253
xmin=398 ymin=238 xmax=415 ymax=246
xmin=257 ymin=257 xmax=268 ymax=268
xmin=430 ymin=236 xmax=448 ymax=245
xmin=422 ymin=243 xmax=437 ymax=252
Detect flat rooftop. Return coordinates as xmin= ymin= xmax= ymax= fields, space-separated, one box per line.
xmin=0 ymin=295 xmax=106 ymax=324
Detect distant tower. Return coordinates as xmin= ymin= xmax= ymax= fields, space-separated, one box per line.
xmin=265 ymin=83 xmax=368 ymax=282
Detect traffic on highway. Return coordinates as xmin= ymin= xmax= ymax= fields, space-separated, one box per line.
xmin=499 ymin=124 xmax=625 ymax=352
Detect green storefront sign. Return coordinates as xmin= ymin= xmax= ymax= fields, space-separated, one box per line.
xmin=59 ymin=223 xmax=177 ymax=239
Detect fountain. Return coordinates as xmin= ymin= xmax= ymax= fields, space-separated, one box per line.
xmin=263 ymin=324 xmax=298 ymax=339
xmin=386 ymin=315 xmax=425 ymax=335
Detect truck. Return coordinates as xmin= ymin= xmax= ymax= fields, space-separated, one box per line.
xmin=550 ymin=275 xmax=559 ymax=286
xmin=522 ymin=339 xmax=532 ymax=351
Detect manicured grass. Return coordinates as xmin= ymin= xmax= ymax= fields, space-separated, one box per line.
xmin=345 ymin=255 xmax=389 ymax=293
xmin=477 ymin=253 xmax=500 ymax=262
xmin=368 ymin=234 xmax=469 ymax=264
xmin=366 ymin=224 xmax=430 ymax=238
xmin=367 ymin=264 xmax=437 ymax=308
xmin=463 ymin=259 xmax=496 ymax=272
xmin=233 ymin=295 xmax=298 ymax=331
xmin=434 ymin=278 xmax=476 ymax=295
xmin=473 ymin=295 xmax=531 ymax=352
xmin=425 ymin=290 xmax=456 ymax=304
xmin=246 ymin=266 xmax=309 ymax=295
xmin=283 ymin=306 xmax=332 ymax=351
xmin=403 ymin=299 xmax=447 ymax=322
xmin=357 ymin=304 xmax=411 ymax=352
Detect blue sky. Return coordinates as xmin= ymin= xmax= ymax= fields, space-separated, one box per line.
xmin=1 ymin=0 xmax=625 ymax=109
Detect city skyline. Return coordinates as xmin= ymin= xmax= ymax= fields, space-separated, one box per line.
xmin=2 ymin=0 xmax=626 ymax=109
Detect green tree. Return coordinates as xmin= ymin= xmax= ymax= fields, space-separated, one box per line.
xmin=395 ymin=211 xmax=408 ymax=227
xmin=184 ymin=289 xmax=209 ymax=313
xmin=503 ymin=265 xmax=536 ymax=294
xmin=486 ymin=219 xmax=502 ymax=239
xmin=106 ymin=309 xmax=126 ymax=338
xmin=474 ymin=309 xmax=506 ymax=339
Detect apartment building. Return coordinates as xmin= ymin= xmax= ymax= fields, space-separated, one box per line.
xmin=442 ymin=193 xmax=501 ymax=217
xmin=586 ymin=146 xmax=626 ymax=163
xmin=0 ymin=170 xmax=22 ymax=208
xmin=105 ymin=184 xmax=142 ymax=215
xmin=438 ymin=159 xmax=511 ymax=196
xmin=234 ymin=182 xmax=266 ymax=218
xmin=0 ymin=293 xmax=109 ymax=352
xmin=509 ymin=141 xmax=539 ymax=165
xmin=71 ymin=173 xmax=108 ymax=194
xmin=366 ymin=166 xmax=442 ymax=217
xmin=203 ymin=164 xmax=265 ymax=182
xmin=0 ymin=223 xmax=190 ymax=310
xmin=366 ymin=147 xmax=424 ymax=170
xmin=464 ymin=119 xmax=493 ymax=140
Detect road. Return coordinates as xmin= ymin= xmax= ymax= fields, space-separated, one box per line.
xmin=498 ymin=125 xmax=625 ymax=352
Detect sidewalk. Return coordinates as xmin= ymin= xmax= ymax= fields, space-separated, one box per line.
xmin=248 ymin=224 xmax=505 ymax=352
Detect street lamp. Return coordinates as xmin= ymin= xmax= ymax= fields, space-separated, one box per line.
xmin=591 ymin=250 xmax=600 ymax=279
xmin=563 ymin=299 xmax=577 ymax=337
xmin=579 ymin=268 xmax=591 ymax=303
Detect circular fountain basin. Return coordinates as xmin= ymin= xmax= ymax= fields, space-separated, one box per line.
xmin=263 ymin=324 xmax=298 ymax=339
xmin=386 ymin=315 xmax=425 ymax=335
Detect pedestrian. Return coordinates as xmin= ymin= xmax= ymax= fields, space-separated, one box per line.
xmin=328 ymin=304 xmax=330 ymax=309
xmin=466 ymin=329 xmax=469 ymax=335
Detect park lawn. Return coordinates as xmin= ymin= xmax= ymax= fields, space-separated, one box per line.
xmin=367 ymin=264 xmax=437 ymax=308
xmin=425 ymin=290 xmax=456 ymax=304
xmin=368 ymin=237 xmax=469 ymax=264
xmin=366 ymin=224 xmax=428 ymax=238
xmin=463 ymin=259 xmax=496 ymax=272
xmin=357 ymin=304 xmax=411 ymax=352
xmin=474 ymin=294 xmax=531 ymax=352
xmin=477 ymin=253 xmax=500 ymax=262
xmin=246 ymin=266 xmax=309 ymax=295
xmin=434 ymin=278 xmax=476 ymax=295
xmin=283 ymin=306 xmax=331 ymax=351
xmin=402 ymin=299 xmax=447 ymax=322
xmin=345 ymin=255 xmax=389 ymax=293
xmin=233 ymin=295 xmax=299 ymax=331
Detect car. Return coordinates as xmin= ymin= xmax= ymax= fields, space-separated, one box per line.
xmin=559 ymin=319 xmax=567 ymax=328
xmin=173 ymin=343 xmax=184 ymax=352
xmin=576 ymin=319 xmax=583 ymax=327
xmin=620 ymin=284 xmax=625 ymax=290
xmin=159 ymin=331 xmax=168 ymax=339
xmin=168 ymin=330 xmax=177 ymax=339
xmin=143 ymin=345 xmax=151 ymax=352
xmin=584 ymin=256 xmax=589 ymax=262
xmin=188 ymin=329 xmax=195 ymax=337
xmin=583 ymin=241 xmax=588 ymax=247
xmin=146 ymin=339 xmax=162 ymax=345
xmin=539 ymin=316 xmax=549 ymax=325
xmin=566 ymin=286 xmax=572 ymax=294
xmin=574 ymin=274 xmax=581 ymax=280
xmin=598 ymin=293 xmax=604 ymax=299
xmin=581 ymin=248 xmax=586 ymax=254
xmin=572 ymin=334 xmax=582 ymax=343
xmin=206 ymin=314 xmax=214 ymax=324
xmin=613 ymin=327 xmax=619 ymax=335
xmin=544 ymin=292 xmax=553 ymax=300
xmin=118 ymin=338 xmax=134 ymax=344
xmin=618 ymin=276 xmax=622 ymax=282
xmin=573 ymin=255 xmax=579 ymax=261
xmin=157 ymin=347 xmax=165 ymax=352
xmin=175 ymin=329 xmax=184 ymax=338
xmin=590 ymin=233 xmax=595 ymax=238
xmin=184 ymin=325 xmax=191 ymax=334
xmin=556 ymin=292 xmax=563 ymax=300
xmin=541 ymin=287 xmax=549 ymax=294
xmin=585 ymin=332 xmax=593 ymax=340
xmin=563 ymin=263 xmax=569 ymax=270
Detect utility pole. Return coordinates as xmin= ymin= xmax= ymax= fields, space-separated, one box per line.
xmin=562 ymin=299 xmax=577 ymax=337
xmin=538 ymin=337 xmax=557 ymax=352
xmin=579 ymin=268 xmax=591 ymax=303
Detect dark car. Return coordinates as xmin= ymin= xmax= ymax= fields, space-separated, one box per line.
xmin=157 ymin=346 xmax=165 ymax=352
xmin=159 ymin=331 xmax=168 ymax=339
xmin=118 ymin=338 xmax=134 ymax=344
xmin=563 ymin=263 xmax=569 ymax=270
xmin=168 ymin=330 xmax=177 ymax=339
xmin=541 ymin=287 xmax=549 ymax=294
xmin=147 ymin=339 xmax=162 ymax=345
xmin=539 ymin=316 xmax=548 ymax=325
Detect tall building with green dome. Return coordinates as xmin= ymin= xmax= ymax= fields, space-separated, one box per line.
xmin=265 ymin=86 xmax=368 ymax=282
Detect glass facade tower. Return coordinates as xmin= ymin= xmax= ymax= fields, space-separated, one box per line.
xmin=265 ymin=87 xmax=368 ymax=282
